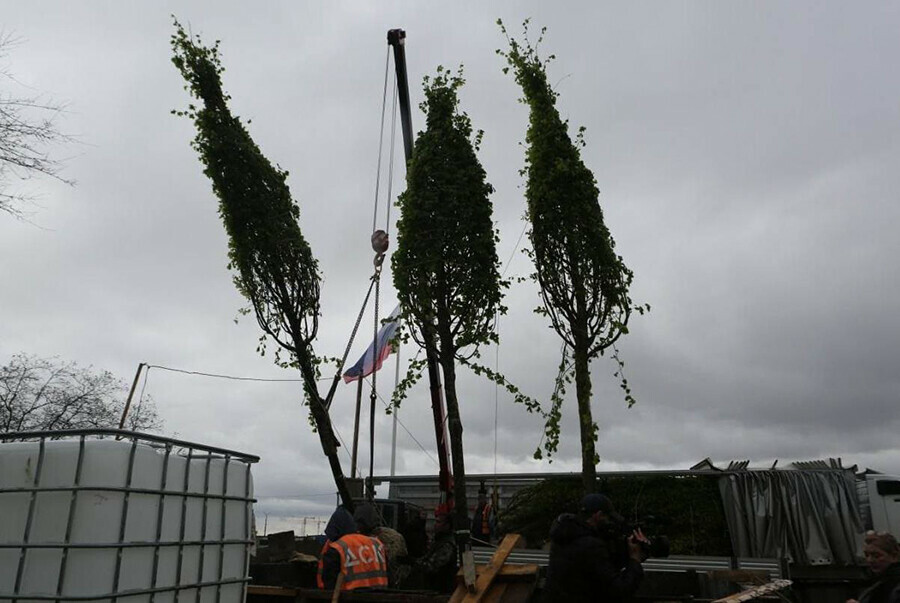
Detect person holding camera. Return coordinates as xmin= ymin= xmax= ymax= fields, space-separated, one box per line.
xmin=542 ymin=493 xmax=649 ymax=603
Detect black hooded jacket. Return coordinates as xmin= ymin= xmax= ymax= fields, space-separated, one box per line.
xmin=542 ymin=513 xmax=643 ymax=603
xmin=320 ymin=506 xmax=358 ymax=589
xmin=857 ymin=563 xmax=900 ymax=603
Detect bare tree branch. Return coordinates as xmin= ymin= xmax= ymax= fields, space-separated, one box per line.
xmin=0 ymin=33 xmax=74 ymax=219
xmin=0 ymin=354 xmax=162 ymax=433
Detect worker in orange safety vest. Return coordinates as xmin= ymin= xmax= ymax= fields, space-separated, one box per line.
xmin=470 ymin=483 xmax=496 ymax=544
xmin=317 ymin=504 xmax=389 ymax=592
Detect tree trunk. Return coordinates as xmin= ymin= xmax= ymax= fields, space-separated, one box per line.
xmin=573 ymin=339 xmax=598 ymax=493
xmin=296 ymin=340 xmax=355 ymax=512
xmin=435 ymin=318 xmax=469 ymax=530
xmin=440 ymin=352 xmax=469 ymax=530
xmin=308 ymin=393 xmax=354 ymax=511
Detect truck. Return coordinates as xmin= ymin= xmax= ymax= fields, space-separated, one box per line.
xmin=376 ymin=458 xmax=900 ymax=602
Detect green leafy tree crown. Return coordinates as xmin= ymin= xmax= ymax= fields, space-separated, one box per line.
xmin=498 ymin=22 xmax=634 ymax=355
xmin=392 ymin=66 xmax=509 ymax=525
xmin=171 ymin=20 xmax=355 ymax=508
xmin=499 ymin=20 xmax=646 ymax=484
xmin=392 ymin=66 xmax=506 ymax=358
xmin=170 ymin=22 xmax=321 ymax=398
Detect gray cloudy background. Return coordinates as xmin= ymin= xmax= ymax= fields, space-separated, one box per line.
xmin=2 ymin=2 xmax=899 ymax=530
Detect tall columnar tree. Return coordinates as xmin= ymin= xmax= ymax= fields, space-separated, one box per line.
xmin=393 ymin=67 xmax=505 ymax=527
xmin=171 ymin=23 xmax=354 ymax=509
xmin=500 ymin=22 xmax=641 ymax=492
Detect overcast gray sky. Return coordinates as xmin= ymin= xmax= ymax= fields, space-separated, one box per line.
xmin=2 ymin=2 xmax=899 ymax=530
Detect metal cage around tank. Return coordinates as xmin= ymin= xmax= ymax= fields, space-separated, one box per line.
xmin=0 ymin=429 xmax=259 ymax=602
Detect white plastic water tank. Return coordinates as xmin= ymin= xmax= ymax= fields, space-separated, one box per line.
xmin=0 ymin=430 xmax=257 ymax=602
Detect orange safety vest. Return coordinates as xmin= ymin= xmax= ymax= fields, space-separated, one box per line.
xmin=317 ymin=534 xmax=388 ymax=591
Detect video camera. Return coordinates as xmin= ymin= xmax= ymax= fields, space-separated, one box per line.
xmin=606 ymin=517 xmax=671 ymax=560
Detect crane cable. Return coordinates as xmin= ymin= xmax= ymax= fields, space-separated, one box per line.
xmin=323 ymin=46 xmax=397 ymax=415
xmin=372 ymin=47 xmax=391 ymax=234
xmin=492 ymin=223 xmax=529 ymax=507
xmin=365 ymin=46 xmax=399 ymax=499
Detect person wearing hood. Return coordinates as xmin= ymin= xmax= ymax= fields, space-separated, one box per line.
xmin=354 ymin=503 xmax=411 ymax=587
xmin=847 ymin=531 xmax=900 ymax=603
xmin=317 ymin=505 xmax=389 ymax=592
xmin=542 ymin=493 xmax=648 ymax=603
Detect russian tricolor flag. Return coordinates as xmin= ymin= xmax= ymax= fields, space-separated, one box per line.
xmin=342 ymin=305 xmax=402 ymax=383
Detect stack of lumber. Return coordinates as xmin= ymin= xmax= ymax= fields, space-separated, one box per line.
xmin=449 ymin=534 xmax=539 ymax=603
xmin=711 ymin=578 xmax=793 ymax=602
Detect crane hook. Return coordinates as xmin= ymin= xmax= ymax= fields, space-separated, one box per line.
xmin=372 ymin=229 xmax=389 ymax=269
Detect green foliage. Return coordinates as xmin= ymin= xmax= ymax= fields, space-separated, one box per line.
xmin=458 ymin=358 xmax=542 ymax=415
xmin=389 ymin=355 xmax=428 ymax=412
xmin=392 ymin=66 xmax=506 ymax=358
xmin=171 ymin=20 xmax=354 ymax=508
xmin=392 ymin=66 xmax=509 ymax=524
xmin=499 ymin=20 xmax=645 ymax=481
xmin=497 ymin=19 xmax=634 ymax=365
xmin=170 ymin=20 xmax=321 ymax=399
xmin=500 ymin=475 xmax=733 ymax=556
xmin=533 ymin=344 xmax=572 ymax=461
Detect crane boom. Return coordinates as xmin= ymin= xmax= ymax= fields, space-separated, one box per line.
xmin=387 ymin=29 xmax=414 ymax=165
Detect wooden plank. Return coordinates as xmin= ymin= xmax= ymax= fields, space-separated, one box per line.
xmin=462 ymin=549 xmax=477 ymax=592
xmin=461 ymin=534 xmax=525 ymax=603
xmin=448 ymin=587 xmax=466 ymax=603
xmin=247 ymin=585 xmax=298 ymax=596
xmin=496 ymin=583 xmax=536 ymax=603
xmin=482 ymin=583 xmax=507 ymax=603
xmin=331 ymin=572 xmax=346 ymax=602
xmin=712 ymin=578 xmax=793 ymax=602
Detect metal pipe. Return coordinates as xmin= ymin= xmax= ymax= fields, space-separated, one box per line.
xmin=0 ymin=484 xmax=255 ymax=502
xmin=241 ymin=462 xmax=252 ymax=599
xmin=351 ymin=378 xmax=363 ymax=479
xmin=56 ymin=435 xmax=87 ymax=597
xmin=214 ymin=455 xmax=231 ymax=603
xmin=0 ymin=539 xmax=253 ymax=550
xmin=196 ymin=452 xmax=213 ymax=600
xmin=12 ymin=436 xmax=46 ymax=603
xmin=174 ymin=447 xmax=193 ymax=593
xmin=0 ymin=577 xmax=251 ymax=601
xmin=390 ymin=347 xmax=400 ymax=477
xmin=1 ymin=428 xmax=259 ymax=462
xmin=149 ymin=442 xmax=173 ymax=603
xmin=110 ymin=437 xmax=140 ymax=603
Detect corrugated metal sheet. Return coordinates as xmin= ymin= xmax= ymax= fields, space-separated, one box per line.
xmin=469 ymin=548 xmax=782 ymax=578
